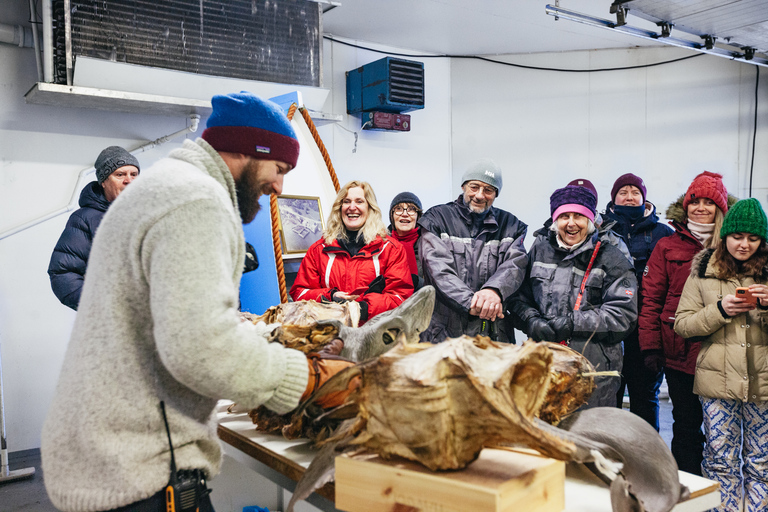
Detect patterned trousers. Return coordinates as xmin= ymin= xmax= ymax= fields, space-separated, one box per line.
xmin=701 ymin=397 xmax=768 ymax=512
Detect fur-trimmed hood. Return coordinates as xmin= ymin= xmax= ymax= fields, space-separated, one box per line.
xmin=666 ymin=193 xmax=740 ymax=224
xmin=691 ymin=247 xmax=768 ymax=280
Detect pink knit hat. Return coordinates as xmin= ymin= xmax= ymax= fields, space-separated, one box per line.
xmin=683 ymin=171 xmax=728 ymax=214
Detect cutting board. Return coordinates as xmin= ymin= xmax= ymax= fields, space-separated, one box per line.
xmin=335 ymin=448 xmax=564 ymax=512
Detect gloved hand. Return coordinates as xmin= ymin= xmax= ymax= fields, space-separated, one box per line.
xmin=302 ymin=350 xmax=359 ymax=408
xmin=526 ymin=316 xmax=556 ymax=342
xmin=643 ymin=350 xmax=665 ymax=373
xmin=548 ymin=315 xmax=573 ymax=342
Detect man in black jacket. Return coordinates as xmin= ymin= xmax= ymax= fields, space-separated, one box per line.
xmin=47 ymin=146 xmax=140 ymax=310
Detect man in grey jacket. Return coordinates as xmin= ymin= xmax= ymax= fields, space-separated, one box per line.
xmin=41 ymin=92 xmax=350 ymax=512
xmin=417 ymin=159 xmax=528 ymax=343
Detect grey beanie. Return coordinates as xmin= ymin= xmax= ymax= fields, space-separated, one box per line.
xmin=95 ymin=146 xmax=140 ymax=183
xmin=461 ymin=158 xmax=502 ymax=194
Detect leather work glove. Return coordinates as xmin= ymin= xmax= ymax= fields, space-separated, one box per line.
xmin=526 ymin=316 xmax=557 ymax=342
xmin=302 ymin=345 xmax=359 ymax=408
xmin=642 ymin=350 xmax=665 ymax=373
xmin=548 ymin=315 xmax=574 ymax=342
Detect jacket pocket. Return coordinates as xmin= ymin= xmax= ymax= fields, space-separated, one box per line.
xmin=661 ymin=319 xmax=686 ymax=360
xmin=584 ymin=269 xmax=605 ymax=308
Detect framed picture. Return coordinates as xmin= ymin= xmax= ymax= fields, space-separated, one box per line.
xmin=276 ymin=195 xmax=325 ymax=255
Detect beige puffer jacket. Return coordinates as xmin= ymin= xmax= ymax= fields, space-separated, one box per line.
xmin=674 ymin=249 xmax=768 ymax=402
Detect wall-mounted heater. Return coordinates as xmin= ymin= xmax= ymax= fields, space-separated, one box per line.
xmin=346 ymin=57 xmax=424 ymax=131
xmin=51 ymin=0 xmax=322 ymax=87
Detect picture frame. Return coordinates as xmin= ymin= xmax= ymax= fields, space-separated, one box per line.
xmin=276 ymin=195 xmax=325 ymax=255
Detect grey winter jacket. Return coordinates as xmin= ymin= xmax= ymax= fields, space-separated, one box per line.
xmin=511 ymin=226 xmax=638 ymax=407
xmin=417 ymin=195 xmax=528 ymax=343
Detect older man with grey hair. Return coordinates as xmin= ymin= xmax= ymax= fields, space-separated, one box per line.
xmin=416 ymin=158 xmax=528 ymax=343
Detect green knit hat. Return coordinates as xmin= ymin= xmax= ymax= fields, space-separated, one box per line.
xmin=720 ymin=198 xmax=768 ymax=240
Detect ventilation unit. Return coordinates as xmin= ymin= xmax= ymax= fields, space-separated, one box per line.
xmin=345 ymin=57 xmax=425 ymax=115
xmin=51 ymin=0 xmax=322 ymax=87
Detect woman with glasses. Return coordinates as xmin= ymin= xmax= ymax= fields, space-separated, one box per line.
xmin=290 ymin=180 xmax=414 ymax=325
xmin=388 ymin=192 xmax=424 ymax=289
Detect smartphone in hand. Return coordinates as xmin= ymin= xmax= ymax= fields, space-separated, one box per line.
xmin=735 ymin=287 xmax=757 ymax=305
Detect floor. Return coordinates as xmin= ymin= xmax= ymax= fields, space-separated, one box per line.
xmin=1 ymin=395 xmax=676 ymax=512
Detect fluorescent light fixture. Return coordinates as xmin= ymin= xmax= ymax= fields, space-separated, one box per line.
xmin=545 ymin=4 xmax=768 ymax=68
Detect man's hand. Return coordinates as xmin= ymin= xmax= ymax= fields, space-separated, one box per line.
xmin=643 ymin=350 xmax=665 ymax=373
xmin=469 ymin=288 xmax=504 ymax=321
xmin=526 ymin=316 xmax=556 ymax=342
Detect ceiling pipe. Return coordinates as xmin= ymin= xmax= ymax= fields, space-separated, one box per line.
xmin=29 ymin=0 xmax=43 ymax=82
xmin=0 ymin=23 xmax=35 ymax=48
xmin=545 ymin=4 xmax=768 ymax=68
xmin=0 ymin=115 xmax=201 ymax=241
xmin=42 ymin=0 xmax=53 ymax=82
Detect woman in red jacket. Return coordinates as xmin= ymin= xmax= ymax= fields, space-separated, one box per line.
xmin=639 ymin=171 xmax=735 ymax=475
xmin=290 ymin=180 xmax=414 ymax=324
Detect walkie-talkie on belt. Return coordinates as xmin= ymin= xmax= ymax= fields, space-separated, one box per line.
xmin=160 ymin=401 xmax=207 ymax=512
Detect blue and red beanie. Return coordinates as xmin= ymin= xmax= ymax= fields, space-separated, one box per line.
xmin=202 ymin=91 xmax=300 ymax=168
xmin=550 ymin=185 xmax=598 ymax=223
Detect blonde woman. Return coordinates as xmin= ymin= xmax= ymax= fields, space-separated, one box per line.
xmin=290 ymin=181 xmax=413 ymax=324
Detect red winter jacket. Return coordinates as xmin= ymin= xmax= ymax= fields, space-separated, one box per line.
xmin=639 ymin=220 xmax=703 ymax=374
xmin=289 ymin=235 xmax=414 ymax=324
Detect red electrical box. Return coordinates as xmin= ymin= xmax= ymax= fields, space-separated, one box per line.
xmin=362 ymin=112 xmax=411 ymax=131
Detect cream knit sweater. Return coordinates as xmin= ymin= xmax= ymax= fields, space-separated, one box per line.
xmin=41 ymin=139 xmax=308 ymax=511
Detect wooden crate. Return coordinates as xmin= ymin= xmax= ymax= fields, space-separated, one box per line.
xmin=335 ymin=448 xmax=564 ymax=512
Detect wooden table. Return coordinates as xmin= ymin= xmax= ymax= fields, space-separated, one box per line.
xmin=216 ymin=401 xmax=719 ymax=512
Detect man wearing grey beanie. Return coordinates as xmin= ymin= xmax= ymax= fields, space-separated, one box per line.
xmin=47 ymin=146 xmax=140 ymax=310
xmin=417 ymin=158 xmax=528 ymax=343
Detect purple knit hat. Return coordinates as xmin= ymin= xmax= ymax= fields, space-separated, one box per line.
xmin=550 ymin=185 xmax=597 ymax=222
xmin=202 ymin=91 xmax=300 ymax=168
xmin=611 ymin=173 xmax=647 ymax=203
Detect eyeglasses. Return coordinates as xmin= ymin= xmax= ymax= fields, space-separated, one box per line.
xmin=465 ymin=183 xmax=496 ymax=196
xmin=393 ymin=205 xmax=420 ymax=215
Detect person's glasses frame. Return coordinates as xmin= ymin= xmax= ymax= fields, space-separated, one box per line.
xmin=393 ymin=205 xmax=420 ymax=215
xmin=466 ymin=183 xmax=497 ymax=196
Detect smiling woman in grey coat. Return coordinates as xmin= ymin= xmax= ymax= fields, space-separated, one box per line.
xmin=511 ymin=185 xmax=638 ymax=408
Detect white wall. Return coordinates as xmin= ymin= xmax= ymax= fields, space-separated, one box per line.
xmin=451 ymin=47 xmax=768 ymax=245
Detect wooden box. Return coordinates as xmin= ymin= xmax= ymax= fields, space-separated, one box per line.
xmin=335 ymin=448 xmax=564 ymax=512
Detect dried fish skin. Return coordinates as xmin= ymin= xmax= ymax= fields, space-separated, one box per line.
xmin=241 ymin=300 xmax=360 ymax=353
xmin=538 ymin=342 xmax=597 ymax=425
xmin=338 ymin=337 xmax=582 ymax=470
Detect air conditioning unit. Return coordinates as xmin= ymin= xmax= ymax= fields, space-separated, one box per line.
xmin=345 ymin=57 xmax=424 ymax=115
xmin=51 ymin=0 xmax=322 ymax=87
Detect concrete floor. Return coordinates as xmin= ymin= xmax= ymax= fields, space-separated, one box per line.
xmin=0 ymin=397 xmax=676 ymax=512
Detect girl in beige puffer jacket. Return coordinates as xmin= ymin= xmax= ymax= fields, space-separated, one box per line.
xmin=675 ymin=198 xmax=768 ymax=512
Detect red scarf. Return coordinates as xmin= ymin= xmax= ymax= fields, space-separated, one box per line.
xmin=391 ymin=229 xmax=419 ymax=274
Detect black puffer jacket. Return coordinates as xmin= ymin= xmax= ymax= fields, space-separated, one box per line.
xmin=48 ymin=182 xmax=110 ymax=310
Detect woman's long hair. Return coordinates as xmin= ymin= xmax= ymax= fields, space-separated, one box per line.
xmin=707 ymin=208 xmax=726 ymax=249
xmin=324 ymin=180 xmax=387 ymax=245
xmin=711 ymin=235 xmax=768 ymax=280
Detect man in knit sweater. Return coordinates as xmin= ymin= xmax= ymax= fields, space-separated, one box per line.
xmin=41 ymin=93 xmax=346 ymax=511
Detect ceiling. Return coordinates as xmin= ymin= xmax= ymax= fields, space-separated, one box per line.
xmin=322 ymin=0 xmax=768 ymax=58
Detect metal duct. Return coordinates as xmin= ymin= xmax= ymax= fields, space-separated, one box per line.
xmin=52 ymin=0 xmax=322 ymax=87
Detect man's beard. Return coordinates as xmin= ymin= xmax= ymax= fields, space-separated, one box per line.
xmin=236 ymin=163 xmax=264 ymax=224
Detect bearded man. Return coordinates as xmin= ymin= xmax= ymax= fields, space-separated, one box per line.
xmin=41 ymin=92 xmax=351 ymax=512
xmin=416 ymin=158 xmax=528 ymax=343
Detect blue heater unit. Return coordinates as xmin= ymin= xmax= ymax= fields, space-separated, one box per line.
xmin=346 ymin=57 xmax=424 ymax=131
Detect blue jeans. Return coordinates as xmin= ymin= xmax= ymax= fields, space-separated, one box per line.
xmin=701 ymin=397 xmax=768 ymax=512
